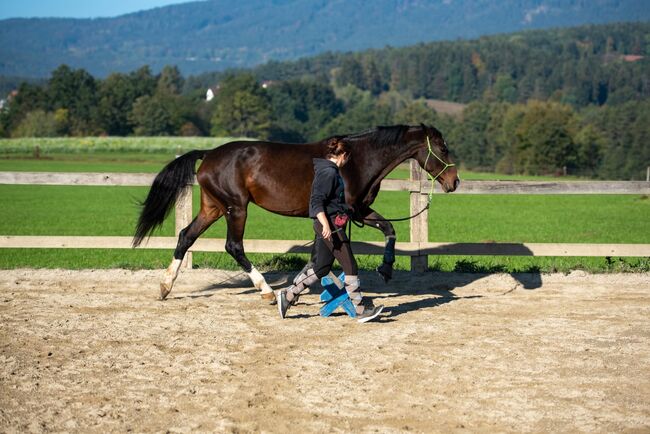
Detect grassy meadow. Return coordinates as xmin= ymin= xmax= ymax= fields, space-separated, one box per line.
xmin=1 ymin=137 xmax=648 ymax=273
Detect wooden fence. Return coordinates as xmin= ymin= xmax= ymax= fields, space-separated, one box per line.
xmin=1 ymin=162 xmax=649 ymax=271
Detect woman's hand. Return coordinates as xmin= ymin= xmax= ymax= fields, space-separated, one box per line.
xmin=321 ymin=225 xmax=331 ymax=240
xmin=316 ymin=212 xmax=331 ymax=240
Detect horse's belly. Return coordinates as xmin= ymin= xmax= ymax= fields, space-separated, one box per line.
xmin=248 ymin=181 xmax=310 ymax=217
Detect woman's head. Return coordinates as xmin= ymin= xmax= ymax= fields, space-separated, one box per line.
xmin=326 ymin=138 xmax=351 ymax=166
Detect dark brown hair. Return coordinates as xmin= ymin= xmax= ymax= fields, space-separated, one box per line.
xmin=325 ymin=137 xmax=351 ymax=158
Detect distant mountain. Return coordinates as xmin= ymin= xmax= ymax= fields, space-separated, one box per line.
xmin=1 ymin=0 xmax=649 ymax=78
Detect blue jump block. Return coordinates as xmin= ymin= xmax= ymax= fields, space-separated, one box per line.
xmin=319 ymin=272 xmax=357 ymax=318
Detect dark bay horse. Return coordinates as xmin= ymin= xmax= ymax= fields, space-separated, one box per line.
xmin=133 ymin=124 xmax=459 ymax=300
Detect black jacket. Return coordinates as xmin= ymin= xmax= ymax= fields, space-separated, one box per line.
xmin=309 ymin=158 xmax=349 ymax=218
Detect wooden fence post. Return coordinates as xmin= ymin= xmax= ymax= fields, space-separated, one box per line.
xmin=175 ymin=186 xmax=193 ymax=269
xmin=409 ymin=160 xmax=429 ymax=272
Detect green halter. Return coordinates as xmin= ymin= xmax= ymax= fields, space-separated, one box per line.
xmin=423 ymin=136 xmax=456 ymax=201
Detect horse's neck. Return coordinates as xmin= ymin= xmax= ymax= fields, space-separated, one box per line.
xmin=348 ymin=137 xmax=420 ymax=203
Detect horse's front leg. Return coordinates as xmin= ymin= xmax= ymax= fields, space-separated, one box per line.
xmin=224 ymin=206 xmax=275 ymax=302
xmin=360 ymin=209 xmax=396 ymax=283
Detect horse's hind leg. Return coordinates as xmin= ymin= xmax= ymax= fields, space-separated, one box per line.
xmin=224 ymin=205 xmax=275 ymax=302
xmin=161 ymin=200 xmax=223 ymax=300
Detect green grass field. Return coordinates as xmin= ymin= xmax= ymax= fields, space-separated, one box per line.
xmin=1 ymin=137 xmax=648 ymax=272
xmin=0 ymin=136 xmax=235 ymax=154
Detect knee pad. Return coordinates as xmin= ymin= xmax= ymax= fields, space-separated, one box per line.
xmin=344 ymin=275 xmax=362 ymax=304
xmin=294 ymin=267 xmax=318 ymax=291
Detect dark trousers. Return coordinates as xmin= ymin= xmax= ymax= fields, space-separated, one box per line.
xmin=312 ymin=218 xmax=358 ymax=279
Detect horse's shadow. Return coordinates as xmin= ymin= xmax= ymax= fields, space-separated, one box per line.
xmin=168 ymin=273 xmax=286 ymax=300
xmin=172 ymin=261 xmax=543 ymax=319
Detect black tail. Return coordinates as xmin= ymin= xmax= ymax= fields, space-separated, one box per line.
xmin=132 ymin=150 xmax=206 ymax=247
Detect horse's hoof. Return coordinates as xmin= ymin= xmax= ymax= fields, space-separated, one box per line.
xmin=261 ymin=291 xmax=277 ymax=305
xmin=376 ymin=263 xmax=393 ymax=284
xmin=160 ymin=283 xmax=172 ymax=300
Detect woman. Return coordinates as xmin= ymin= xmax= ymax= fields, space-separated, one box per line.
xmin=276 ymin=138 xmax=384 ymax=323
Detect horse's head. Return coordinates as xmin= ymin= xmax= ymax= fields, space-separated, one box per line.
xmin=413 ymin=124 xmax=460 ymax=193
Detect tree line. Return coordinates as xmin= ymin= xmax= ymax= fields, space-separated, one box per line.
xmin=445 ymin=99 xmax=649 ymax=180
xmin=1 ymin=22 xmax=648 ymax=180
xmin=0 ymin=65 xmax=202 ymax=137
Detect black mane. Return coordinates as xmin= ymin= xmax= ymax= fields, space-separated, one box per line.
xmin=343 ymin=125 xmax=412 ymax=148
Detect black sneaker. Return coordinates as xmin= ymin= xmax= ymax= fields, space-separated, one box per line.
xmin=356 ymin=300 xmax=384 ymax=323
xmin=276 ymin=290 xmax=290 ymax=319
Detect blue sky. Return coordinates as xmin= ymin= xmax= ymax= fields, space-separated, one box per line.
xmin=0 ymin=0 xmax=197 ymax=19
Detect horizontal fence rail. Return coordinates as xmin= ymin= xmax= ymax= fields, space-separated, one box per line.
xmin=1 ymin=236 xmax=648 ymax=258
xmin=1 ymin=171 xmax=649 ymax=194
xmin=1 ymin=166 xmax=649 ymax=272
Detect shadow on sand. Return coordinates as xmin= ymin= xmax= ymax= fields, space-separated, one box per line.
xmin=369 ymin=265 xmax=542 ymax=318
xmin=170 ymin=242 xmax=543 ymax=317
xmin=168 ymin=262 xmax=542 ymax=321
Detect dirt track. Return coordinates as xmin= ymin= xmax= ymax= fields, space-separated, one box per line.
xmin=1 ymin=268 xmax=649 ymax=433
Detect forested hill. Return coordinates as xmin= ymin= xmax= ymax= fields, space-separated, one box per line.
xmin=191 ymin=21 xmax=650 ymax=107
xmin=1 ymin=0 xmax=649 ymax=78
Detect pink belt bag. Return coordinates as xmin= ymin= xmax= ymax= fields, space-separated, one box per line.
xmin=334 ymin=213 xmax=349 ymax=228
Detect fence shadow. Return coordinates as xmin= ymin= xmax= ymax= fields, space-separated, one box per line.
xmin=356 ymin=242 xmax=543 ymax=317
xmin=364 ymin=269 xmax=542 ymax=318
xmin=365 ymin=269 xmax=541 ymax=318
xmin=419 ymin=242 xmax=544 ymax=292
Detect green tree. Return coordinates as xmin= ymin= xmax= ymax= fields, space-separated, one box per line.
xmin=493 ymin=74 xmax=518 ymax=103
xmin=98 ymin=73 xmax=137 ymax=135
xmin=364 ymin=59 xmax=383 ymax=96
xmin=515 ymin=101 xmax=577 ymax=175
xmin=494 ymin=103 xmax=527 ymax=174
xmin=376 ymin=90 xmax=410 ymax=115
xmin=53 ymin=108 xmax=70 ymax=136
xmin=453 ymin=101 xmax=492 ymax=170
xmin=574 ymin=124 xmax=605 ymax=177
xmin=483 ymin=102 xmax=509 ymax=168
xmin=336 ymin=57 xmax=366 ymax=90
xmin=48 ymin=65 xmax=99 ymax=135
xmin=157 ymin=65 xmax=184 ymax=95
xmin=594 ymin=100 xmax=650 ymax=180
xmin=130 ymin=66 xmax=158 ymax=97
xmin=130 ymin=94 xmax=174 ymax=136
xmin=0 ymin=82 xmax=48 ymax=137
xmin=319 ymin=92 xmax=391 ymax=138
xmin=394 ymin=100 xmax=438 ymax=126
xmin=97 ymin=67 xmax=157 ymax=135
xmin=210 ymin=74 xmax=271 ymax=138
xmin=11 ymin=110 xmax=58 ymax=137
xmin=267 ymin=79 xmax=343 ymax=142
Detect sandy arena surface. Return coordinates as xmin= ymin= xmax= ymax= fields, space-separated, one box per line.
xmin=0 ymin=268 xmax=649 ymax=433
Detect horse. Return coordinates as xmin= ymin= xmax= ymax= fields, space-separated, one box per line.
xmin=132 ymin=124 xmax=459 ymax=300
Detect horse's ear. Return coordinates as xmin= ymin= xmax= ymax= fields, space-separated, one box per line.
xmin=419 ymin=123 xmax=429 ymax=135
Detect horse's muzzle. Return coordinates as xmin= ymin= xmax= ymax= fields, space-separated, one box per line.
xmin=442 ymin=177 xmax=460 ymax=193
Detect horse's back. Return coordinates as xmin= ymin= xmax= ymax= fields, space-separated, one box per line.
xmin=200 ymin=140 xmax=321 ymax=176
xmin=197 ymin=140 xmax=324 ymax=216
